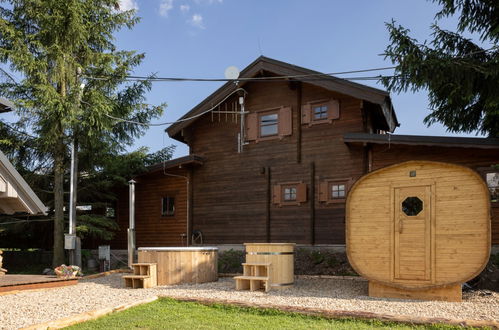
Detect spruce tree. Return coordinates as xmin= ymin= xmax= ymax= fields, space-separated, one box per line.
xmin=0 ymin=0 xmax=165 ymax=266
xmin=383 ymin=0 xmax=499 ymax=137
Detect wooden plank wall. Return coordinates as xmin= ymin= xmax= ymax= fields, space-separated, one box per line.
xmin=370 ymin=144 xmax=499 ymax=244
xmin=186 ymin=81 xmax=365 ymax=245
xmin=109 ymin=167 xmax=189 ymax=249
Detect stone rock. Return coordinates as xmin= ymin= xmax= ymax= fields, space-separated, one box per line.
xmin=43 ymin=268 xmax=55 ymax=275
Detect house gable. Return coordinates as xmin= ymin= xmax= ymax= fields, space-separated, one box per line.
xmin=166 ymin=56 xmax=398 ymax=143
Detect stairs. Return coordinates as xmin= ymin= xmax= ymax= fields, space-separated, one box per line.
xmin=234 ymin=262 xmax=271 ymax=292
xmin=123 ymin=263 xmax=157 ymax=289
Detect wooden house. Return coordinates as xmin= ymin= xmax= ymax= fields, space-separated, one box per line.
xmin=109 ymin=56 xmax=499 ymax=250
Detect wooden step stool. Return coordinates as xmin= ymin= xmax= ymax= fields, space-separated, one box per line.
xmin=123 ymin=263 xmax=157 ymax=289
xmin=234 ymin=262 xmax=271 ymax=292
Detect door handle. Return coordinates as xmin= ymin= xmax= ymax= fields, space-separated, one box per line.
xmin=399 ymin=219 xmax=404 ymax=233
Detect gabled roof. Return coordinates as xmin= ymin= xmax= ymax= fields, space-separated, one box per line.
xmin=0 ymin=150 xmax=47 ymax=215
xmin=343 ymin=132 xmax=499 ymax=149
xmin=0 ymin=98 xmax=14 ymax=113
xmin=166 ymin=56 xmax=399 ymax=142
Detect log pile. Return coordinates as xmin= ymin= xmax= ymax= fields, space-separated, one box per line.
xmin=0 ymin=250 xmax=6 ymax=275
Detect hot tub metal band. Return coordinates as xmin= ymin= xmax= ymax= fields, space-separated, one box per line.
xmin=270 ymin=282 xmax=294 ymax=287
xmin=245 ymin=252 xmax=294 ymax=255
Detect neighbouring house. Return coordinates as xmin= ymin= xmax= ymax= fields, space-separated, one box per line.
xmin=108 ymin=56 xmax=499 ymax=250
xmin=0 ymin=98 xmax=47 ymax=274
xmin=0 ymin=98 xmax=46 ymax=215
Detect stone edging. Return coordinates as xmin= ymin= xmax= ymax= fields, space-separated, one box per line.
xmin=21 ymin=296 xmax=159 ymax=330
xmin=161 ymin=295 xmax=499 ymax=329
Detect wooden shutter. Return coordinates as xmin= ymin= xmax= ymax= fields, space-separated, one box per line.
xmin=272 ymin=184 xmax=281 ymax=204
xmin=296 ymin=183 xmax=307 ymax=203
xmin=301 ymin=103 xmax=311 ymax=124
xmin=278 ymin=106 xmax=292 ymax=137
xmin=327 ymin=99 xmax=340 ymax=120
xmin=318 ymin=182 xmax=328 ymax=202
xmin=246 ymin=112 xmax=258 ymax=141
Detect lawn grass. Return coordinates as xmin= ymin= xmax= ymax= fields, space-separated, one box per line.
xmin=66 ymin=298 xmax=474 ymax=330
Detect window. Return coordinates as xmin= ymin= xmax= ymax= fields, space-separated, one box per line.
xmin=402 ymin=197 xmax=423 ymax=216
xmin=312 ymin=104 xmax=328 ymax=121
xmin=272 ymin=182 xmax=307 ymax=206
xmin=331 ymin=184 xmax=346 ymax=199
xmin=319 ymin=179 xmax=350 ymax=204
xmin=301 ymin=99 xmax=340 ymax=125
xmin=105 ymin=206 xmax=116 ymax=218
xmin=259 ymin=112 xmax=279 ymax=137
xmin=283 ymin=186 xmax=297 ymax=201
xmin=161 ymin=196 xmax=175 ymax=216
xmin=486 ymin=172 xmax=499 ymax=203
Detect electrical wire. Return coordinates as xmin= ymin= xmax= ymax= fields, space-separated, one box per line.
xmin=105 ymin=87 xmax=248 ymax=127
xmin=86 ymin=67 xmax=398 ymax=82
xmin=84 ymin=46 xmax=498 ymax=83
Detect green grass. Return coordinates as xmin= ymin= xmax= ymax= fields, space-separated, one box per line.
xmin=66 ymin=298 xmax=475 ymax=330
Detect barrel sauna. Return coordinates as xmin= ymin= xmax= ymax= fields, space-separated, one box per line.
xmin=346 ymin=161 xmax=490 ymax=302
xmin=138 ymin=247 xmax=218 ymax=285
xmin=244 ymin=243 xmax=295 ymax=289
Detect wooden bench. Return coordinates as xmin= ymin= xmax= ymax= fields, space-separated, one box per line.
xmin=123 ymin=263 xmax=157 ymax=289
xmin=234 ymin=262 xmax=271 ymax=292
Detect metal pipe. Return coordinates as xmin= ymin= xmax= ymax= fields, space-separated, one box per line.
xmin=128 ymin=179 xmax=136 ymax=268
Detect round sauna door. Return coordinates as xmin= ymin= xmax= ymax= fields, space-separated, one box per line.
xmin=394 ymin=186 xmax=431 ymax=282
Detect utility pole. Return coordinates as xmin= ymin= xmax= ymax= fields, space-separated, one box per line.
xmin=65 ymin=68 xmax=84 ymax=268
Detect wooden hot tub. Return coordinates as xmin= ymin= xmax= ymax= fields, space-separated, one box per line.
xmin=245 ymin=243 xmax=295 ymax=289
xmin=138 ymin=247 xmax=218 ymax=285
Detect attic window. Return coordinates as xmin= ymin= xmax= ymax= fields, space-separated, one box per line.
xmin=302 ymin=99 xmax=340 ymax=125
xmin=313 ymin=104 xmax=328 ymax=121
xmin=259 ymin=112 xmax=279 ymax=137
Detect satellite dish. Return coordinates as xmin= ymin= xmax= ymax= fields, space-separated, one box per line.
xmin=224 ymin=66 xmax=240 ymax=80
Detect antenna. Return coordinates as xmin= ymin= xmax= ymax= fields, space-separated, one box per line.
xmin=224 ymin=66 xmax=240 ymax=80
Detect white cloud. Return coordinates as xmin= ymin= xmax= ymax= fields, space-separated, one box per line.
xmin=180 ymin=4 xmax=190 ymax=12
xmin=159 ymin=0 xmax=174 ymax=17
xmin=189 ymin=14 xmax=205 ymax=29
xmin=119 ymin=0 xmax=139 ymax=11
xmin=194 ymin=0 xmax=222 ymax=4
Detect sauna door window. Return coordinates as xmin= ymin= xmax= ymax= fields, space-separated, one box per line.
xmin=161 ymin=196 xmax=175 ymax=216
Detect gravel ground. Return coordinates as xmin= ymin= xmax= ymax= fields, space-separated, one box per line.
xmin=0 ymin=274 xmax=498 ymax=329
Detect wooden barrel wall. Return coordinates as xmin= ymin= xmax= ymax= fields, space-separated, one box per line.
xmin=244 ymin=243 xmax=295 ymax=289
xmin=346 ymin=161 xmax=490 ymax=291
xmin=138 ymin=247 xmax=218 ymax=285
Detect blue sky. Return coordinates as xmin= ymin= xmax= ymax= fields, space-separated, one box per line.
xmin=4 ymin=0 xmax=477 ymax=158
xmin=115 ymin=0 xmax=475 ymax=158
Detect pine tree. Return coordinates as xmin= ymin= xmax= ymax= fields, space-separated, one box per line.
xmin=382 ymin=0 xmax=499 ymax=137
xmin=0 ymin=0 xmax=165 ymax=266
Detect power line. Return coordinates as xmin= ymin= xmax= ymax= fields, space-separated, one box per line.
xmin=85 ymin=67 xmax=398 ymax=82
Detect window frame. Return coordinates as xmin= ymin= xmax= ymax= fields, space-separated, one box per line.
xmin=477 ymin=166 xmax=499 ymax=206
xmin=161 ymin=195 xmax=175 ymax=217
xmin=273 ymin=181 xmax=307 ymax=206
xmin=258 ymin=109 xmax=280 ymax=139
xmin=330 ymin=182 xmax=347 ymax=200
xmin=311 ymin=101 xmax=329 ymax=123
xmin=320 ymin=178 xmax=351 ymax=204
xmin=282 ymin=184 xmax=298 ymax=203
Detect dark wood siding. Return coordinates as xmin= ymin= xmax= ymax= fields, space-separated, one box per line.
xmin=187 ymin=81 xmax=365 ymax=245
xmin=110 ymin=167 xmax=188 ymax=249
